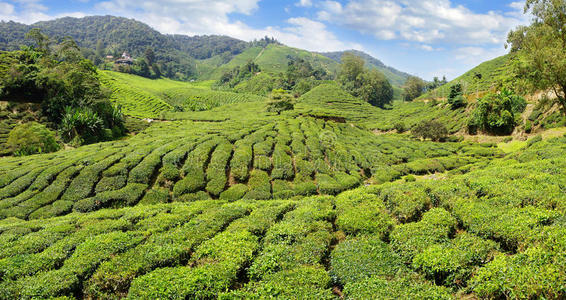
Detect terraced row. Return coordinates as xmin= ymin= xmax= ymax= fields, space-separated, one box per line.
xmin=1 ymin=134 xmax=563 ymax=299
xmin=0 ymin=117 xmax=500 ymax=220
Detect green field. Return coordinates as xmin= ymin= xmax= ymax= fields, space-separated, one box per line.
xmin=1 ymin=54 xmax=565 ymax=299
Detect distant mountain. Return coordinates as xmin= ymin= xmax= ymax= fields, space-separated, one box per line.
xmin=0 ymin=16 xmax=249 ymax=80
xmin=320 ymin=50 xmax=412 ymax=86
xmin=0 ymin=16 xmax=412 ymax=86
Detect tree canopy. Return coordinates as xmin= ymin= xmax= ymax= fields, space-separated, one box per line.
xmin=338 ymin=53 xmax=393 ymax=108
xmin=0 ymin=30 xmax=125 ymax=146
xmin=403 ymin=76 xmax=426 ymax=101
xmin=507 ymin=0 xmax=566 ymax=112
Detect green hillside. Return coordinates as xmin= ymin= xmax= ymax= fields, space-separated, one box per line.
xmin=99 ymin=70 xmax=265 ymax=118
xmin=422 ymin=55 xmax=513 ymax=99
xmin=199 ymin=44 xmax=339 ymax=80
xmin=1 ymin=12 xmax=566 ymax=300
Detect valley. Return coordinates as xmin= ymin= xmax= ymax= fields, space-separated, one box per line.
xmin=0 ymin=5 xmax=565 ymax=299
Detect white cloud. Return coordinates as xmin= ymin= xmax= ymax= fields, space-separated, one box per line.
xmin=317 ymin=0 xmax=527 ymax=45
xmin=296 ymin=0 xmax=313 ymax=7
xmin=0 ymin=2 xmax=15 ymax=15
xmin=90 ymin=0 xmax=360 ymax=52
xmin=0 ymin=0 xmax=86 ymax=24
xmin=453 ymin=46 xmax=506 ymax=66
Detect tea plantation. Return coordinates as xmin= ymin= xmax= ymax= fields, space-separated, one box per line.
xmin=0 ymin=131 xmax=563 ymax=299
xmin=1 ymin=70 xmax=565 ymax=299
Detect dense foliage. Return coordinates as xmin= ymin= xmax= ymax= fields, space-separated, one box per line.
xmin=468 ymin=89 xmax=526 ymax=135
xmin=412 ymin=120 xmax=449 ymax=142
xmin=0 ymin=30 xmax=125 ymax=146
xmin=447 ymin=83 xmax=466 ymax=109
xmin=1 ymin=10 xmax=566 ymax=300
xmin=507 ymin=0 xmax=566 ymax=112
xmin=6 ymin=122 xmax=60 ymax=156
xmin=403 ymin=76 xmax=426 ymax=101
xmin=338 ymin=53 xmax=394 ymax=108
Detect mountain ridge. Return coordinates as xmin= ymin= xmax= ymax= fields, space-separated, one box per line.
xmin=0 ymin=15 xmax=412 ymax=85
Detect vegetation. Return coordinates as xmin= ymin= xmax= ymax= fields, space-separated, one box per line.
xmin=468 ymin=89 xmax=527 ymax=135
xmin=6 ymin=122 xmax=60 ymax=156
xmin=0 ymin=9 xmax=565 ymax=300
xmin=412 ymin=120 xmax=449 ymax=141
xmin=403 ymin=76 xmax=426 ymax=101
xmin=507 ymin=0 xmax=566 ymax=112
xmin=447 ymin=83 xmax=466 ymax=109
xmin=338 ymin=53 xmax=394 ymax=108
xmin=0 ymin=30 xmax=125 ymax=146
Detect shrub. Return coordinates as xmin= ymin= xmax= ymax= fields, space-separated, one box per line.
xmin=6 ymin=122 xmax=60 ymax=156
xmin=331 ymin=236 xmax=405 ymax=286
xmin=173 ymin=170 xmax=206 ymax=198
xmin=271 ymin=144 xmax=294 ymax=180
xmin=527 ymin=135 xmax=542 ymax=147
xmin=335 ymin=190 xmax=394 ymax=238
xmin=379 ymin=183 xmax=431 ymax=223
xmin=230 ymin=142 xmax=252 ymax=182
xmin=343 ymin=275 xmax=453 ymax=300
xmin=14 ymin=231 xmax=144 ymax=299
xmin=393 ymin=121 xmax=406 ymax=133
xmin=230 ymin=266 xmax=334 ymax=299
xmin=266 ymin=89 xmax=295 ymax=114
xmin=205 ymin=142 xmax=232 ymax=196
xmin=471 ymin=245 xmax=566 ymax=299
xmin=73 ymin=183 xmax=147 ymax=212
xmin=127 ymin=230 xmax=259 ymax=299
xmin=390 ymin=208 xmax=457 ymax=263
xmin=95 ymin=176 xmax=127 ymax=194
xmin=244 ymin=170 xmax=271 ymax=200
xmin=220 ymin=184 xmax=248 ymax=201
xmin=293 ymin=179 xmax=318 ymax=196
xmin=404 ymin=174 xmax=416 ymax=182
xmin=412 ymin=120 xmax=449 ymax=142
xmin=468 ymin=89 xmax=526 ymax=135
xmin=139 ymin=187 xmax=170 ymax=205
xmin=412 ymin=232 xmax=499 ymax=287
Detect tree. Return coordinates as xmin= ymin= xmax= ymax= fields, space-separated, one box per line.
xmin=338 ymin=53 xmax=393 ymax=108
xmin=358 ymin=69 xmax=394 ymax=108
xmin=338 ymin=53 xmax=365 ymax=84
xmin=25 ymin=28 xmax=50 ymax=53
xmin=7 ymin=122 xmax=60 ymax=156
xmin=468 ymin=89 xmax=526 ymax=135
xmin=95 ymin=40 xmax=105 ymax=59
xmin=412 ymin=120 xmax=449 ymax=142
xmin=507 ymin=0 xmax=566 ymax=112
xmin=266 ymin=89 xmax=294 ymax=114
xmin=144 ymin=48 xmax=156 ymax=66
xmin=448 ymin=83 xmax=466 ymax=109
xmin=403 ymin=76 xmax=426 ymax=101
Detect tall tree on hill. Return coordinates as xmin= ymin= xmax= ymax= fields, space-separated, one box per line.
xmin=403 ymin=76 xmax=426 ymax=101
xmin=338 ymin=53 xmax=393 ymax=108
xmin=507 ymin=0 xmax=566 ymax=112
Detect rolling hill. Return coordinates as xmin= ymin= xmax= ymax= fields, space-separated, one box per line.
xmin=0 ymin=16 xmax=412 ymax=87
xmin=321 ymin=49 xmax=411 ymax=87
xmin=421 ymin=54 xmax=513 ymax=99
xmin=1 ymin=13 xmax=566 ymax=300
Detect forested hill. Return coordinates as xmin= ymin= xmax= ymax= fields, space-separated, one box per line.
xmin=0 ymin=16 xmax=248 ymax=60
xmin=321 ymin=50 xmax=411 ymax=87
xmin=0 ymin=16 xmax=251 ymax=80
xmin=0 ymin=16 xmax=411 ymax=85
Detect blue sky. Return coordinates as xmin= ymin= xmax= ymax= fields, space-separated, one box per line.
xmin=0 ymin=0 xmax=529 ymax=80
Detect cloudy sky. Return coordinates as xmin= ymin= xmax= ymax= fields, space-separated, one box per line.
xmin=0 ymin=0 xmax=529 ymax=80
